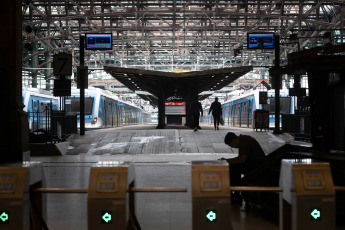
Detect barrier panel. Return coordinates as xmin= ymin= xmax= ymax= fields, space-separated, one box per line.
xmin=192 ymin=161 xmax=232 ymax=230
xmin=0 ymin=162 xmax=45 ymax=230
xmin=87 ymin=161 xmax=134 ymax=230
xmin=279 ymin=159 xmax=335 ymax=230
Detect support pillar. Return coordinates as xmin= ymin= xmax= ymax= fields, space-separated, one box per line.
xmin=32 ymin=42 xmax=38 ymax=88
xmin=0 ymin=0 xmax=29 ymax=163
xmin=307 ymin=70 xmax=331 ymax=151
xmin=273 ymin=35 xmax=282 ymax=134
xmin=184 ymin=93 xmax=193 ymax=128
xmin=156 ymin=93 xmax=166 ymax=129
xmin=45 ymin=51 xmax=52 ymax=91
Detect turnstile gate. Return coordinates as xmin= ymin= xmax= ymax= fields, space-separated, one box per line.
xmin=280 ymin=159 xmax=335 ymax=230
xmin=87 ymin=161 xmax=134 ymax=230
xmin=0 ymin=162 xmax=45 ymax=230
xmin=192 ymin=161 xmax=232 ymax=230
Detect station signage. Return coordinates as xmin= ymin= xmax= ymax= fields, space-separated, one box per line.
xmin=101 ymin=211 xmax=112 ymax=224
xmin=311 ymin=208 xmax=321 ymax=220
xmin=0 ymin=211 xmax=9 ymax=224
xmin=206 ymin=209 xmax=217 ymax=222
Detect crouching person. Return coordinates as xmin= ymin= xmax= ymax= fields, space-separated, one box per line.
xmin=219 ymin=132 xmax=266 ymax=204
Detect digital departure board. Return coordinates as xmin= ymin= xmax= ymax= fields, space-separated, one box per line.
xmin=85 ymin=33 xmax=112 ymax=50
xmin=247 ymin=33 xmax=275 ymax=49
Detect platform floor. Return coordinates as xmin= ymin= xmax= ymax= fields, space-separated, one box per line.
xmin=31 ymin=123 xmax=344 ymax=230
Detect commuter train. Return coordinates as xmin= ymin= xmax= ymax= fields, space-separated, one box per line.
xmin=23 ymin=87 xmax=147 ymax=131
xmin=65 ymin=87 xmax=145 ymax=129
xmin=201 ymin=89 xmax=294 ymax=128
xmin=22 ymin=88 xmax=60 ymax=132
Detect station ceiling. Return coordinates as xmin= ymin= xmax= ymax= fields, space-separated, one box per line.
xmin=22 ymin=1 xmax=345 ymax=73
xmin=104 ymin=66 xmax=253 ymax=105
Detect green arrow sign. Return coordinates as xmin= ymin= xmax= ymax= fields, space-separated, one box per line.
xmin=102 ymin=212 xmax=112 ymax=224
xmin=0 ymin=211 xmax=9 ymax=223
xmin=311 ymin=209 xmax=321 ymax=220
xmin=206 ymin=210 xmax=217 ymax=222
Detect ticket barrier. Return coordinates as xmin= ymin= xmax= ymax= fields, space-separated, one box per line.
xmin=0 ymin=162 xmax=46 ymax=230
xmin=279 ymin=159 xmax=335 ymax=230
xmin=87 ymin=161 xmax=135 ymax=230
xmin=192 ymin=161 xmax=232 ymax=230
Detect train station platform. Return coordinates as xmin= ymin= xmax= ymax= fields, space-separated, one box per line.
xmin=30 ymin=124 xmax=344 ymax=230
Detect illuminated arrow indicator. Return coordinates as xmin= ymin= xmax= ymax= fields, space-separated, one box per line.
xmin=102 ymin=212 xmax=112 ymax=223
xmin=206 ymin=210 xmax=217 ymax=222
xmin=0 ymin=212 xmax=9 ymax=223
xmin=311 ymin=209 xmax=321 ymax=220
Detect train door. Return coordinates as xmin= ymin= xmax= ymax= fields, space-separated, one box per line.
xmin=110 ymin=102 xmax=114 ymax=127
xmin=224 ymin=105 xmax=229 ymax=126
xmin=128 ymin=107 xmax=132 ymax=125
xmin=103 ymin=99 xmax=107 ymax=127
xmin=239 ymin=102 xmax=242 ymax=127
xmin=231 ymin=105 xmax=235 ymax=126
xmin=132 ymin=108 xmax=134 ymax=125
xmin=240 ymin=102 xmax=246 ymax=127
xmin=124 ymin=106 xmax=127 ymax=125
xmin=32 ymin=99 xmax=39 ymax=131
xmin=120 ymin=105 xmax=123 ymax=126
xmin=227 ymin=105 xmax=231 ymax=126
xmin=115 ymin=103 xmax=119 ymax=127
xmin=248 ymin=100 xmax=252 ymax=128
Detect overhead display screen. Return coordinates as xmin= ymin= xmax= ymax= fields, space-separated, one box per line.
xmin=247 ymin=33 xmax=275 ymax=49
xmin=85 ymin=33 xmax=112 ymax=50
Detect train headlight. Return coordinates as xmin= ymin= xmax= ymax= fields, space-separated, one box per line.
xmin=91 ymin=117 xmax=97 ymax=124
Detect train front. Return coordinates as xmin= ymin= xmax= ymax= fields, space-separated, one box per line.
xmin=65 ymin=90 xmax=102 ymax=129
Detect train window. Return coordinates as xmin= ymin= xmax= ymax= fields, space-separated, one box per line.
xmin=242 ymin=102 xmax=248 ymax=114
xmin=65 ymin=97 xmax=94 ymax=115
xmin=263 ymin=97 xmax=291 ymax=114
xmin=235 ymin=104 xmax=240 ymax=115
xmin=40 ymin=102 xmax=50 ymax=112
xmin=33 ymin=101 xmax=38 ymax=111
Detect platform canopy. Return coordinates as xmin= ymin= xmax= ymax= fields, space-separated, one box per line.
xmin=104 ymin=66 xmax=253 ymax=105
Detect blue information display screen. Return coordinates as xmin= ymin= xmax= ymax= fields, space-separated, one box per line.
xmin=247 ymin=33 xmax=275 ymax=49
xmin=85 ymin=33 xmax=112 ymax=50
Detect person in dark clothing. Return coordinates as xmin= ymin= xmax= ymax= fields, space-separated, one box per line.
xmin=219 ymin=132 xmax=266 ymax=203
xmin=190 ymin=96 xmax=203 ymax=131
xmin=208 ymin=97 xmax=222 ymax=130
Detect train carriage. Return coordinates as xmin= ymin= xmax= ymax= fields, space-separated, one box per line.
xmin=22 ymin=88 xmax=59 ymax=132
xmin=65 ymin=87 xmax=144 ymax=129
xmin=202 ymin=89 xmax=294 ymax=129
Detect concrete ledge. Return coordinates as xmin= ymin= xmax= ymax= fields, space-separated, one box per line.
xmin=29 ymin=142 xmax=70 ymax=156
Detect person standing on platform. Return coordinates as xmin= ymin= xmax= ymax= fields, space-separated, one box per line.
xmin=219 ymin=132 xmax=266 ymax=203
xmin=190 ymin=96 xmax=203 ymax=132
xmin=208 ymin=97 xmax=222 ymax=130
